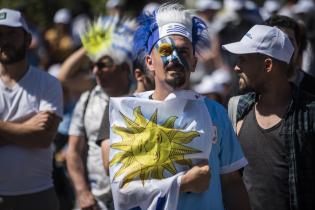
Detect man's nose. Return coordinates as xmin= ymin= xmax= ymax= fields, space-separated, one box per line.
xmin=234 ymin=65 xmax=241 ymax=73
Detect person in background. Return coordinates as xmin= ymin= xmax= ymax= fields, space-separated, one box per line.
xmin=66 ymin=16 xmax=136 ymax=210
xmin=0 ymin=8 xmax=63 ymax=210
xmin=132 ymin=49 xmax=155 ymax=93
xmin=44 ymin=8 xmax=75 ymax=67
xmin=265 ymin=15 xmax=315 ymax=95
xmin=265 ymin=14 xmax=315 ymax=96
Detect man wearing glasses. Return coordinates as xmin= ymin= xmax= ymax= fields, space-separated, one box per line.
xmin=66 ymin=17 xmax=135 ymax=210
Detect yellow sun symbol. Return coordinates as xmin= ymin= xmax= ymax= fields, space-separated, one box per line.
xmin=110 ymin=106 xmax=201 ymax=188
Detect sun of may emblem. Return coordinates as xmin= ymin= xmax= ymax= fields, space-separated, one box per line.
xmin=110 ymin=106 xmax=201 ymax=187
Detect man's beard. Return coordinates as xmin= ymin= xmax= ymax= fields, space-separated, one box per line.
xmin=166 ymin=75 xmax=185 ymax=88
xmin=165 ymin=63 xmax=187 ymax=88
xmin=0 ymin=43 xmax=27 ymax=64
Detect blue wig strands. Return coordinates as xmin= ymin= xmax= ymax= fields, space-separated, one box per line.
xmin=133 ymin=3 xmax=210 ymax=58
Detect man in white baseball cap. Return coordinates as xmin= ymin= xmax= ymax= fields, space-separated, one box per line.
xmin=0 ymin=8 xmax=63 ymax=210
xmin=225 ymin=24 xmax=315 ymax=210
xmin=223 ymin=24 xmax=294 ymax=64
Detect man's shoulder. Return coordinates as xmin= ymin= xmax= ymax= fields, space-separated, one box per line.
xmin=295 ymin=87 xmax=315 ymax=107
xmin=203 ymin=98 xmax=231 ymax=126
xmin=204 ymin=97 xmax=226 ymax=113
xmin=29 ymin=66 xmax=61 ymax=86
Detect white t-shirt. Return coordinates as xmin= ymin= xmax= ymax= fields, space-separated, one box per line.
xmin=0 ymin=66 xmax=63 ymax=195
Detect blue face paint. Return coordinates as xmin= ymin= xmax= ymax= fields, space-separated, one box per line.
xmin=154 ymin=37 xmax=189 ymax=70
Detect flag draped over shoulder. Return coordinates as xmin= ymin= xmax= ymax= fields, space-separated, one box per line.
xmin=109 ymin=90 xmax=213 ymax=210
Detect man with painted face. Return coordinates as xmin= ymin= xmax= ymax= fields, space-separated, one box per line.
xmin=0 ymin=8 xmax=63 ymax=210
xmin=104 ymin=4 xmax=251 ymax=210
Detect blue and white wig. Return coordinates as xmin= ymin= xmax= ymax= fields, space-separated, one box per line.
xmin=134 ymin=3 xmax=209 ymax=56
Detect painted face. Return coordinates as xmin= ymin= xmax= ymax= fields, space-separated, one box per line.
xmin=154 ymin=36 xmax=189 ymax=70
xmin=93 ymin=56 xmax=117 ymax=88
xmin=151 ymin=35 xmax=195 ymax=89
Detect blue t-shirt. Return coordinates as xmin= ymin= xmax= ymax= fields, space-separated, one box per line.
xmin=177 ymin=99 xmax=247 ymax=210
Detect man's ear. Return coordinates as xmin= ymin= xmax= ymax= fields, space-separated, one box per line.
xmin=191 ymin=56 xmax=198 ymax=72
xmin=134 ymin=69 xmax=143 ymax=82
xmin=265 ymin=58 xmax=273 ymax=73
xmin=25 ymin=32 xmax=32 ymax=48
xmin=146 ymin=54 xmax=155 ymax=72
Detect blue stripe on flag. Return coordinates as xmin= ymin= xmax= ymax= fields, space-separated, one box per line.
xmin=156 ymin=195 xmax=167 ymax=210
xmin=129 ymin=207 xmax=142 ymax=210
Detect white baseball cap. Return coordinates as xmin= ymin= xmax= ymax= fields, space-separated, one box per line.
xmin=293 ymin=0 xmax=315 ymax=14
xmin=193 ymin=75 xmax=224 ymax=94
xmin=195 ymin=0 xmax=222 ymax=11
xmin=222 ymin=25 xmax=294 ymax=64
xmin=54 ymin=8 xmax=71 ymax=24
xmin=0 ymin=8 xmax=30 ymax=33
xmin=263 ymin=0 xmax=281 ymax=13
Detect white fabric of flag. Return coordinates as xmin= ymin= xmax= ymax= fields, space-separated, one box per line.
xmin=109 ymin=90 xmax=213 ymax=210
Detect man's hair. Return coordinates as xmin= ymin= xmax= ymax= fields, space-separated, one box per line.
xmin=133 ymin=49 xmax=148 ymax=73
xmin=265 ymin=15 xmax=306 ymax=78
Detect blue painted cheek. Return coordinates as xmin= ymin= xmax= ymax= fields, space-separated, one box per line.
xmin=173 ymin=50 xmax=189 ymax=70
xmin=161 ymin=56 xmax=170 ymax=67
xmin=161 ymin=50 xmax=187 ymax=68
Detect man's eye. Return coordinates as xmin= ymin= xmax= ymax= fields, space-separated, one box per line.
xmin=179 ymin=50 xmax=188 ymax=55
xmin=158 ymin=43 xmax=173 ymax=56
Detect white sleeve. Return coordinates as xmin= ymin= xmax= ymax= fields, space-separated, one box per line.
xmin=39 ymin=75 xmax=63 ymax=118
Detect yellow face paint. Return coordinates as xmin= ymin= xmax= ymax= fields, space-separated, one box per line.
xmin=158 ymin=43 xmax=173 ymax=57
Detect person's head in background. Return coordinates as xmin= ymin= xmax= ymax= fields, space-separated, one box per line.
xmin=193 ymin=75 xmax=225 ymax=104
xmin=195 ymin=0 xmax=222 ymax=23
xmin=81 ymin=16 xmax=136 ymax=96
xmin=133 ymin=49 xmax=155 ymax=93
xmin=265 ymin=15 xmax=307 ymax=76
xmin=106 ymin=0 xmax=125 ymax=16
xmin=53 ymin=8 xmax=72 ymax=33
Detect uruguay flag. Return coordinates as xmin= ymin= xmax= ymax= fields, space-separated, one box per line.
xmin=109 ymin=90 xmax=213 ymax=210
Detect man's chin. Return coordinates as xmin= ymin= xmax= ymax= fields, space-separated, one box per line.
xmin=166 ymin=78 xmax=186 ymax=89
xmin=0 ymin=55 xmax=25 ymax=64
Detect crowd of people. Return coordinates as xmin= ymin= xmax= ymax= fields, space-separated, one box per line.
xmin=0 ymin=0 xmax=314 ymax=210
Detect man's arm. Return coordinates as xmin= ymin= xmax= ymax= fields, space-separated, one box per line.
xmin=101 ymin=139 xmax=110 ymax=175
xmin=221 ymin=171 xmax=251 ymax=210
xmin=180 ymin=161 xmax=211 ymax=193
xmin=58 ymin=47 xmax=93 ymax=92
xmin=101 ymin=138 xmax=211 ymax=193
xmin=66 ymin=135 xmax=99 ymax=209
xmin=0 ymin=111 xmax=60 ymax=148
